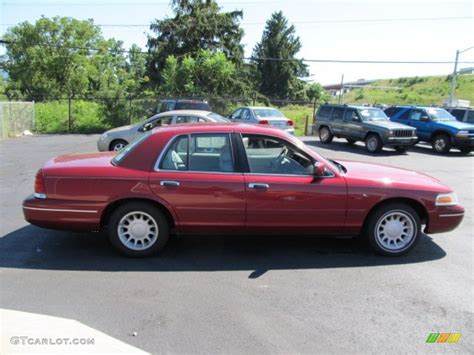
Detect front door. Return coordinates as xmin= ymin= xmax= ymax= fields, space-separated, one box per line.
xmin=343 ymin=108 xmax=364 ymax=139
xmin=407 ymin=109 xmax=432 ymax=141
xmin=240 ymin=134 xmax=347 ymax=234
xmin=149 ymin=133 xmax=245 ymax=234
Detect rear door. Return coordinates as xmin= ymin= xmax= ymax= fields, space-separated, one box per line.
xmin=149 ymin=133 xmax=245 ymax=234
xmin=240 ymin=134 xmax=347 ymax=234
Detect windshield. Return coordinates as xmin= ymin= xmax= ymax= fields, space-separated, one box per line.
xmin=427 ymin=108 xmax=456 ymax=121
xmin=253 ymin=108 xmax=285 ymax=118
xmin=207 ymin=113 xmax=230 ymax=122
xmin=112 ymin=131 xmax=151 ymax=165
xmin=359 ymin=108 xmax=389 ymax=121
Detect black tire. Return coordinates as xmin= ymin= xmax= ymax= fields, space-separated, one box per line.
xmin=431 ymin=134 xmax=451 ymax=154
xmin=107 ymin=202 xmax=170 ymax=257
xmin=364 ymin=203 xmax=421 ymax=256
xmin=394 ymin=145 xmax=409 ymax=153
xmin=365 ymin=134 xmax=383 ymax=153
xmin=346 ymin=138 xmax=356 ymax=145
xmin=459 ymin=147 xmax=472 ymax=154
xmin=110 ymin=139 xmax=128 ymax=152
xmin=319 ymin=126 xmax=333 ymax=144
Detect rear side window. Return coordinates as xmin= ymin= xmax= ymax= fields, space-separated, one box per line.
xmin=175 ymin=102 xmax=211 ymax=111
xmin=317 ymin=106 xmax=332 ymax=117
xmin=331 ymin=108 xmax=344 ymax=120
xmin=384 ymin=107 xmax=402 ymax=118
xmin=159 ymin=134 xmax=234 ymax=172
xmin=399 ymin=109 xmax=411 ymax=120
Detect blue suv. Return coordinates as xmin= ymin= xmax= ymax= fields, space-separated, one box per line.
xmin=384 ymin=106 xmax=474 ymax=154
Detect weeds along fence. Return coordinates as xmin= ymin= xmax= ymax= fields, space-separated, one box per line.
xmin=0 ymin=101 xmax=35 ymax=139
xmin=4 ymin=96 xmax=319 ymax=137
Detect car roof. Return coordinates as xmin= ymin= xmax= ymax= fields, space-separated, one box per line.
xmin=160 ymin=99 xmax=208 ymax=103
xmin=151 ymin=122 xmax=289 ymax=136
xmin=321 ymin=104 xmax=380 ymax=110
xmin=155 ymin=110 xmax=213 ymax=116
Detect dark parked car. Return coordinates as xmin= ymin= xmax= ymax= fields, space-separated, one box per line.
xmin=313 ymin=104 xmax=417 ymax=153
xmin=157 ymin=99 xmax=211 ymax=113
xmin=445 ymin=107 xmax=474 ymax=124
xmin=385 ymin=106 xmax=474 ymax=154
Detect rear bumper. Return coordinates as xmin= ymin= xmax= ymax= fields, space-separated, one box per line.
xmin=23 ymin=195 xmax=103 ymax=232
xmin=425 ymin=204 xmax=465 ymax=234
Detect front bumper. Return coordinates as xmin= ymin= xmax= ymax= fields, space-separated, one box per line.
xmin=384 ymin=136 xmax=418 ymax=146
xmin=23 ymin=194 xmax=103 ymax=232
xmin=424 ymin=204 xmax=465 ymax=234
xmin=97 ymin=138 xmax=110 ymax=152
xmin=453 ymin=136 xmax=474 ymax=150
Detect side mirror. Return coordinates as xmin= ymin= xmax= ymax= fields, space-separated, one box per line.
xmin=352 ymin=117 xmax=360 ymax=122
xmin=420 ymin=115 xmax=430 ymax=122
xmin=141 ymin=122 xmax=153 ymax=131
xmin=313 ymin=162 xmax=327 ymax=178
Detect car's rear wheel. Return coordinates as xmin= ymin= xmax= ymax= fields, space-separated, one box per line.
xmin=364 ymin=203 xmax=421 ymax=256
xmin=108 ymin=202 xmax=170 ymax=257
xmin=432 ymin=134 xmax=451 ymax=154
xmin=365 ymin=134 xmax=382 ymax=153
xmin=319 ymin=126 xmax=333 ymax=144
xmin=110 ymin=139 xmax=128 ymax=151
xmin=459 ymin=147 xmax=472 ymax=154
xmin=394 ymin=145 xmax=409 ymax=153
xmin=346 ymin=138 xmax=356 ymax=145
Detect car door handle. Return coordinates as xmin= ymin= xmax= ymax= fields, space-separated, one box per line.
xmin=248 ymin=183 xmax=269 ymax=190
xmin=160 ymin=180 xmax=180 ymax=187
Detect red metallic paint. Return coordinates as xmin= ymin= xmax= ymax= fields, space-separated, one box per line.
xmin=23 ymin=123 xmax=464 ymax=237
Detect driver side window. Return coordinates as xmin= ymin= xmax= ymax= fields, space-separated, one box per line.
xmin=242 ymin=134 xmax=313 ymax=175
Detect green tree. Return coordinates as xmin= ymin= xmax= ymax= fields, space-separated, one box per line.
xmin=305 ymin=82 xmax=329 ymax=103
xmin=147 ymin=0 xmax=244 ymax=86
xmin=252 ymin=11 xmax=308 ymax=100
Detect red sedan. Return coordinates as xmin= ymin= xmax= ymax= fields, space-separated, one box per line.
xmin=23 ymin=123 xmax=464 ymax=257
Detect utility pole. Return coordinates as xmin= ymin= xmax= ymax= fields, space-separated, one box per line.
xmin=338 ymin=74 xmax=344 ymax=104
xmin=449 ymin=46 xmax=474 ymax=107
xmin=448 ymin=50 xmax=460 ymax=107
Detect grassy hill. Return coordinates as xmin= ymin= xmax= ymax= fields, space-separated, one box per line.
xmin=341 ymin=74 xmax=474 ymax=106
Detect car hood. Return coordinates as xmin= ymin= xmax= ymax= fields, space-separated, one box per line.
xmin=43 ymin=152 xmax=116 ymax=176
xmin=338 ymin=159 xmax=451 ymax=192
xmin=365 ymin=120 xmax=412 ymax=130
xmin=434 ymin=120 xmax=474 ymax=130
xmin=105 ymin=124 xmax=136 ymax=134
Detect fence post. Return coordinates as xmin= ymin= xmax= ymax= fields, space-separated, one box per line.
xmin=304 ymin=114 xmax=309 ymax=137
xmin=68 ymin=97 xmax=72 ymax=132
xmin=252 ymin=92 xmax=257 ymax=106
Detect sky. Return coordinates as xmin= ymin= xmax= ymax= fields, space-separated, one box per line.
xmin=1 ymin=0 xmax=473 ymax=84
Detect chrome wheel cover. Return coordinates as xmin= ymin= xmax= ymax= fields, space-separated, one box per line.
xmin=118 ymin=211 xmax=159 ymax=251
xmin=320 ymin=128 xmax=330 ymax=141
xmin=374 ymin=210 xmax=416 ymax=252
xmin=434 ymin=138 xmax=446 ymax=152
xmin=113 ymin=142 xmax=126 ymax=151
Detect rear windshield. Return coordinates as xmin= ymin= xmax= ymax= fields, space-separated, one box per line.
xmin=207 ymin=113 xmax=229 ymax=122
xmin=112 ymin=132 xmax=151 ymax=165
xmin=175 ymin=102 xmax=211 ymax=111
xmin=253 ymin=108 xmax=285 ymax=118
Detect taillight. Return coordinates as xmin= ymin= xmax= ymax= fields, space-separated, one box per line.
xmin=34 ymin=169 xmax=46 ymax=198
xmin=258 ymin=120 xmax=269 ymax=125
xmin=287 ymin=120 xmax=294 ymax=126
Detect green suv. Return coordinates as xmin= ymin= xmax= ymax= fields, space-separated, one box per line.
xmin=313 ymin=104 xmax=418 ymax=153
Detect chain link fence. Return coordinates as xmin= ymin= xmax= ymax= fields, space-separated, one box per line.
xmin=0 ymin=101 xmax=35 ymax=139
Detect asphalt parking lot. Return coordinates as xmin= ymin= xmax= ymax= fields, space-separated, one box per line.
xmin=0 ymin=134 xmax=472 ymax=353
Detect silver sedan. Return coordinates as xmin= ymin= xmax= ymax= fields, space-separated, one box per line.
xmin=228 ymin=106 xmax=295 ymax=135
xmin=97 ymin=110 xmax=229 ymax=151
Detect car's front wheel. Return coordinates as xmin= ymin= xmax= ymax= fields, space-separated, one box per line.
xmin=110 ymin=139 xmax=128 ymax=151
xmin=319 ymin=126 xmax=333 ymax=144
xmin=364 ymin=203 xmax=421 ymax=256
xmin=365 ymin=134 xmax=383 ymax=153
xmin=432 ymin=134 xmax=451 ymax=154
xmin=108 ymin=202 xmax=170 ymax=257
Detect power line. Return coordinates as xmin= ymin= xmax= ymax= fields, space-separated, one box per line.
xmin=1 ymin=40 xmax=473 ymax=65
xmin=1 ymin=16 xmax=471 ymax=28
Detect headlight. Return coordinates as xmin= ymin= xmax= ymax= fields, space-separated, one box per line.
xmin=456 ymin=130 xmax=469 ymax=138
xmin=100 ymin=133 xmax=108 ymax=140
xmin=435 ymin=192 xmax=458 ymax=206
xmin=386 ymin=130 xmax=394 ymax=136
